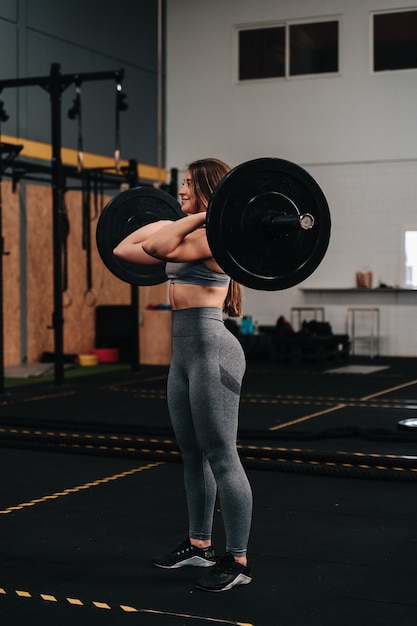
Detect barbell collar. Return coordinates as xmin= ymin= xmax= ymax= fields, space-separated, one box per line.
xmin=299 ymin=213 xmax=315 ymax=230
xmin=263 ymin=212 xmax=315 ymax=234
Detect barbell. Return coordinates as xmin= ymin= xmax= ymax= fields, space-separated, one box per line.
xmin=96 ymin=157 xmax=331 ymax=291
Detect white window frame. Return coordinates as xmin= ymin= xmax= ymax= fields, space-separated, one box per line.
xmin=235 ymin=16 xmax=341 ymax=84
xmin=370 ymin=8 xmax=417 ymax=75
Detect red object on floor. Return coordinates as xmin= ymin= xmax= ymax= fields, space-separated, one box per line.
xmin=89 ymin=348 xmax=119 ymax=363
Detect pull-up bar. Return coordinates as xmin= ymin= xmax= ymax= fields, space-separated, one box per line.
xmin=0 ymin=63 xmax=125 ymax=385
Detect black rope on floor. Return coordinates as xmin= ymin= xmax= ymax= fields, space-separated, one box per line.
xmin=1 ymin=415 xmax=417 ymax=443
xmin=3 ymin=426 xmax=417 ymax=467
xmin=242 ymin=457 xmax=417 ymax=482
xmin=1 ymin=427 xmax=417 ymax=482
xmin=244 ymin=426 xmax=417 ymax=443
xmin=0 ymin=415 xmax=172 ymax=435
xmin=237 ymin=443 xmax=417 ymax=468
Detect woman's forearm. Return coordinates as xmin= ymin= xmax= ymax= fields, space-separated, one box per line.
xmin=143 ymin=212 xmax=207 ymax=259
xmin=112 ymin=220 xmax=172 ymax=263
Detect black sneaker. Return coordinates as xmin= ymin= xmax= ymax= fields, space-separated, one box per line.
xmin=194 ymin=552 xmax=252 ymax=592
xmin=152 ymin=538 xmax=216 ymax=569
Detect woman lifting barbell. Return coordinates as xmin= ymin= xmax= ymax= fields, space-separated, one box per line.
xmin=113 ymin=158 xmax=253 ymax=593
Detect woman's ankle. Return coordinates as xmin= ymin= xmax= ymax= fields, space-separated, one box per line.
xmin=190 ymin=537 xmax=211 ymax=549
xmin=233 ymin=555 xmax=247 ymax=567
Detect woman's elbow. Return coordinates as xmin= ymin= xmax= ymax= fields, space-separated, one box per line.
xmin=113 ymin=243 xmax=125 ymax=259
xmin=142 ymin=243 xmax=162 ymax=259
xmin=113 ymin=241 xmax=163 ymax=265
xmin=113 ymin=241 xmax=135 ymax=261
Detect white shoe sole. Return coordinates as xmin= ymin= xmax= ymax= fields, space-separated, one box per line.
xmin=154 ymin=555 xmax=216 ymax=569
xmin=195 ymin=573 xmax=252 ymax=592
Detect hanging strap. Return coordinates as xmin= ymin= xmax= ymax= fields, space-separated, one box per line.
xmin=115 ymin=81 xmax=128 ymax=172
xmin=76 ymin=84 xmax=83 ymax=172
xmin=68 ymin=81 xmax=84 ymax=172
xmin=81 ymin=171 xmax=96 ymax=307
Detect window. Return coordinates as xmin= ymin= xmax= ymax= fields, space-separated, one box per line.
xmin=290 ymin=21 xmax=339 ymax=76
xmin=405 ymin=231 xmax=417 ymax=288
xmin=239 ymin=27 xmax=285 ymax=80
xmin=373 ymin=10 xmax=417 ymax=72
xmin=238 ymin=19 xmax=339 ymax=81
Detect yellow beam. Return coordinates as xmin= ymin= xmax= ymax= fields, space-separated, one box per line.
xmin=1 ymin=134 xmax=168 ymax=183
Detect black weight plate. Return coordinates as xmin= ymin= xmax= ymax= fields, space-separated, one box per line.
xmin=206 ymin=158 xmax=331 ymax=290
xmin=96 ymin=186 xmax=184 ymax=285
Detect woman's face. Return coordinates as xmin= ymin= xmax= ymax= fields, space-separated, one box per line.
xmin=179 ymin=170 xmax=199 ymax=214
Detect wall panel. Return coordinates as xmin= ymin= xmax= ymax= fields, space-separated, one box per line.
xmin=2 ymin=181 xmax=21 ymax=365
xmin=25 ymin=185 xmax=54 ymax=361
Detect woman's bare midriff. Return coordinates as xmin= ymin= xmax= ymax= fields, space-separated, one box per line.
xmin=169 ymin=283 xmax=228 ymax=310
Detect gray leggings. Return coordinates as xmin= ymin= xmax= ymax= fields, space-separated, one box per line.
xmin=167 ymin=307 xmax=252 ymax=557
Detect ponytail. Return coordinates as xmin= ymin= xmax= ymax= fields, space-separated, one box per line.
xmin=223 ymin=280 xmax=242 ymax=318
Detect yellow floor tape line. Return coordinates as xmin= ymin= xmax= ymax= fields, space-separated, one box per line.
xmin=0 ymin=586 xmax=253 ymax=625
xmin=0 ymin=462 xmax=164 ymax=515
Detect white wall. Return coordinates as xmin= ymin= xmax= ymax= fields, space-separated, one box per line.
xmin=165 ymin=0 xmax=417 ymax=356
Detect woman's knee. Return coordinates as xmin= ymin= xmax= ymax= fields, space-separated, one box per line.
xmin=204 ymin=447 xmax=240 ymax=477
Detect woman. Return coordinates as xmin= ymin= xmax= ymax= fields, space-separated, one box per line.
xmin=113 ymin=158 xmax=253 ymax=592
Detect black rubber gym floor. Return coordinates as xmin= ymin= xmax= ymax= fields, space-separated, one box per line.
xmin=1 ymin=356 xmax=417 ymax=625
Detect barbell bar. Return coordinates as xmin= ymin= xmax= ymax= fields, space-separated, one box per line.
xmin=96 ymin=157 xmax=331 ymax=291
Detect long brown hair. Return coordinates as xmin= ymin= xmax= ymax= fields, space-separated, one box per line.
xmin=187 ymin=158 xmax=242 ymax=318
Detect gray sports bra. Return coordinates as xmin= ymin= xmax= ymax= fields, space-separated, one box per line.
xmin=165 ymin=261 xmax=230 ymax=288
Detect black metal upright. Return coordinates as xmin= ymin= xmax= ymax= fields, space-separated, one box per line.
xmin=0 ymin=64 xmax=124 ymax=384
xmin=126 ymin=159 xmax=140 ymax=372
xmin=47 ymin=63 xmax=67 ymax=384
